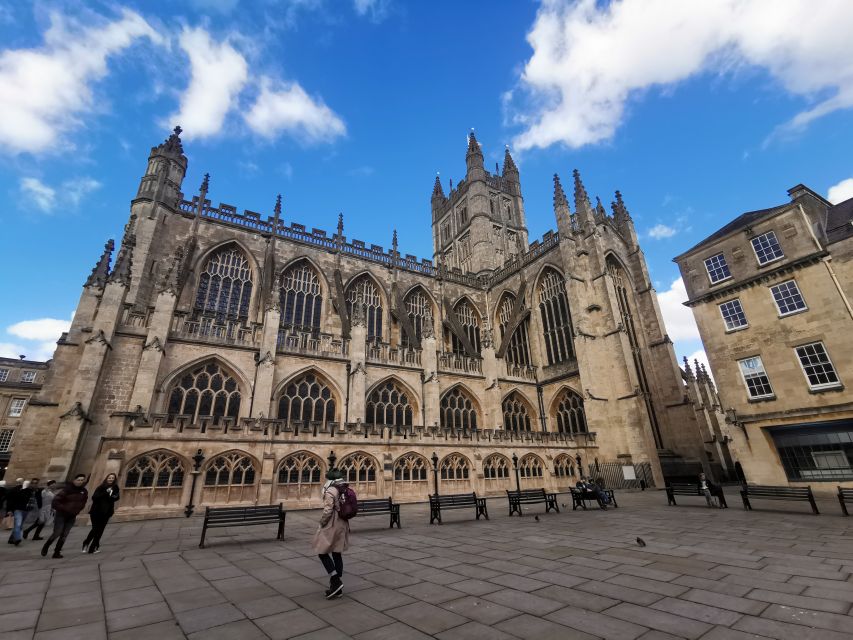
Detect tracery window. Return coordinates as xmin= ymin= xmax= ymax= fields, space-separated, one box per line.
xmin=451 ymin=299 xmax=481 ymax=356
xmin=538 ymin=269 xmax=575 ymax=365
xmin=194 ymin=246 xmax=253 ymax=320
xmin=402 ymin=288 xmax=432 ymax=348
xmin=498 ymin=293 xmax=531 ymax=367
xmin=346 ymin=276 xmax=383 ymax=340
xmin=366 ymin=379 xmax=414 ymax=426
xmin=204 ymin=452 xmax=256 ymax=486
xmin=554 ymin=455 xmax=575 ymax=478
xmin=483 ymin=454 xmax=510 ymax=479
xmin=125 ymin=452 xmax=185 ymax=488
xmin=277 ymin=452 xmax=323 ymax=486
xmin=277 ymin=372 xmax=336 ymax=428
xmin=503 ymin=392 xmax=533 ymax=432
xmin=554 ymin=388 xmax=588 ymax=435
xmin=280 ymin=261 xmax=322 ymax=332
xmin=440 ymin=453 xmax=470 ymax=480
xmin=394 ymin=453 xmax=428 ymax=481
xmin=440 ymin=387 xmax=478 ymax=429
xmin=167 ymin=361 xmax=241 ymax=423
xmin=519 ymin=454 xmax=544 ymax=479
xmin=339 ymin=452 xmax=378 ymax=483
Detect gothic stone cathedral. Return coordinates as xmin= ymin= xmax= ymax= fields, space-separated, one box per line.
xmin=10 ymin=128 xmax=710 ymax=517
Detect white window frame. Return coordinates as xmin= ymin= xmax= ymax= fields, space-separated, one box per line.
xmin=0 ymin=429 xmax=13 ymax=452
xmin=8 ymin=398 xmax=26 ymax=417
xmin=737 ymin=356 xmax=775 ymax=399
xmin=770 ymin=279 xmax=808 ymax=317
xmin=795 ymin=341 xmax=842 ymax=390
xmin=0 ymin=368 xmax=8 ymax=383
xmin=704 ymin=252 xmax=732 ymax=285
xmin=750 ymin=230 xmax=785 ymax=266
xmin=20 ymin=370 xmax=36 ymax=384
xmin=718 ymin=299 xmax=748 ymax=332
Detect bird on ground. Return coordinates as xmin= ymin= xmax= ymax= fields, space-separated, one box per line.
xmin=561 ymin=503 xmax=567 ymax=508
xmin=636 ymin=537 xmax=646 ymax=547
xmin=534 ymin=515 xmax=540 ymax=522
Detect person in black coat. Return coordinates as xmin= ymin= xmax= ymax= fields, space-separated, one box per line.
xmin=82 ymin=473 xmax=120 ymax=554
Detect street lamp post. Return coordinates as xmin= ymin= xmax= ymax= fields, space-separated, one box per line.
xmin=575 ymin=453 xmax=582 ymax=479
xmin=184 ymin=449 xmax=205 ymax=518
xmin=512 ymin=452 xmax=521 ymax=492
xmin=431 ymin=452 xmax=440 ymax=497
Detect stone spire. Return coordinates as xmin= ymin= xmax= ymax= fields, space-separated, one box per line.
xmin=392 ymin=229 xmax=399 ymax=256
xmin=155 ymin=126 xmax=185 ymax=159
xmin=612 ymin=190 xmax=632 ymax=221
xmin=502 ymin=146 xmax=519 ymax=183
xmin=432 ymin=174 xmax=445 ymax=199
xmin=683 ymin=356 xmax=694 ymax=380
xmin=465 ymin=129 xmax=484 ymax=175
xmin=108 ymin=234 xmax=135 ymax=286
xmin=595 ymin=196 xmax=607 ymax=220
xmin=553 ymin=173 xmax=569 ymax=211
xmin=573 ymin=169 xmax=595 ymax=226
xmin=85 ymin=239 xmax=114 ymax=288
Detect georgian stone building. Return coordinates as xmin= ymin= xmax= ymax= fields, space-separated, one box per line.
xmin=0 ymin=357 xmax=49 ymax=480
xmin=10 ymin=128 xmax=709 ymax=517
xmin=674 ymin=185 xmax=853 ymax=492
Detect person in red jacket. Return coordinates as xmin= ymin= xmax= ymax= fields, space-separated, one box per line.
xmin=41 ymin=474 xmax=88 ymax=559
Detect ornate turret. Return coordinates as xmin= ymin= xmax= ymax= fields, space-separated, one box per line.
xmin=502 ymin=146 xmax=519 ymax=184
xmin=85 ymin=240 xmax=114 ymax=288
xmin=573 ymin=169 xmax=595 ymax=227
xmin=137 ymin=126 xmax=187 ymax=206
xmin=465 ymin=130 xmax=484 ymax=176
xmin=432 ymin=174 xmax=445 ymax=200
xmin=156 ymin=126 xmax=186 ymax=160
xmin=612 ymin=190 xmax=631 ymax=221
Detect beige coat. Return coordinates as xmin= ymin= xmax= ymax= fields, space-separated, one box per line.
xmin=311 ymin=484 xmax=350 ymax=554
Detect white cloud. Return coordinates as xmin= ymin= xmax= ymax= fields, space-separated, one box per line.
xmin=0 ymin=8 xmax=161 ymax=154
xmin=66 ymin=178 xmax=102 ymax=207
xmin=828 ymin=178 xmax=853 ymax=204
xmin=245 ymin=77 xmax=346 ymax=143
xmin=166 ymin=28 xmax=249 ymax=139
xmin=647 ymin=224 xmax=676 ymax=239
xmin=8 ymin=318 xmax=72 ymax=341
xmin=20 ymin=178 xmax=56 ymax=212
xmin=0 ymin=343 xmax=29 ymax=359
xmin=656 ymin=277 xmax=700 ymax=341
xmin=353 ymin=0 xmax=390 ymax=21
xmin=511 ymin=0 xmax=853 ymax=151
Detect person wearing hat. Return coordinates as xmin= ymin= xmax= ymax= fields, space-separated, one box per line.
xmin=311 ymin=469 xmax=350 ymax=599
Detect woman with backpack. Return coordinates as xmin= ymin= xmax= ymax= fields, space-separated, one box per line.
xmin=311 ymin=469 xmax=351 ymax=600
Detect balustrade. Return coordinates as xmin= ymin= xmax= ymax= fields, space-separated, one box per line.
xmin=170 ymin=317 xmax=256 ymax=346
xmin=276 ymin=330 xmax=349 ymax=358
xmin=506 ymin=363 xmax=537 ymax=381
xmin=438 ymin=351 xmax=483 ymax=375
xmin=119 ymin=306 xmax=150 ymax=329
xmin=366 ymin=341 xmax=422 ymax=367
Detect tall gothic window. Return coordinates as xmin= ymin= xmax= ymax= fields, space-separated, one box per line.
xmin=366 ymin=379 xmax=414 ymax=426
xmin=553 ymin=388 xmax=587 ymax=435
xmin=277 ymin=452 xmax=323 ymax=486
xmin=519 ymin=454 xmax=544 ymax=479
xmin=539 ymin=269 xmax=575 ymax=365
xmin=483 ymin=454 xmax=510 ymax=479
xmin=195 ymin=246 xmax=253 ymax=320
xmin=394 ymin=453 xmax=428 ymax=482
xmin=498 ymin=293 xmax=531 ymax=367
xmin=123 ymin=451 xmax=185 ymax=508
xmin=338 ymin=452 xmax=378 ymax=483
xmin=502 ymin=392 xmax=533 ymax=432
xmin=280 ymin=261 xmax=322 ymax=332
xmin=167 ymin=361 xmax=241 ymax=423
xmin=402 ymin=287 xmax=432 ymax=348
xmin=554 ymin=454 xmax=575 ymax=478
xmin=277 ymin=372 xmax=336 ymax=427
xmin=204 ymin=452 xmax=256 ymax=486
xmin=451 ymin=299 xmax=481 ymax=355
xmin=440 ymin=453 xmax=470 ymax=480
xmin=440 ymin=386 xmax=478 ymax=429
xmin=346 ymin=276 xmax=383 ymax=340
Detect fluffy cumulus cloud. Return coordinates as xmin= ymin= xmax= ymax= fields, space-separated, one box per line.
xmin=245 ymin=77 xmax=346 ymax=143
xmin=828 ymin=178 xmax=853 ymax=204
xmin=511 ymin=0 xmax=853 ymax=150
xmin=0 ymin=9 xmax=161 ymax=154
xmin=647 ymin=224 xmax=676 ymax=240
xmin=166 ymin=27 xmax=249 ymax=139
xmin=656 ymin=277 xmax=700 ymax=341
xmin=20 ymin=178 xmax=56 ymax=212
xmin=3 ymin=317 xmax=72 ymax=361
xmin=19 ymin=176 xmax=100 ymax=213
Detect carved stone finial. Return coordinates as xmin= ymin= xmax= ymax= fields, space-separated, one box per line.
xmin=85 ymin=239 xmax=114 ymax=288
xmin=274 ymin=194 xmax=282 ymax=219
xmin=553 ymin=174 xmax=568 ymax=211
xmin=392 ymin=229 xmax=398 ymax=254
xmin=159 ymin=126 xmax=184 ymax=156
xmin=683 ymin=356 xmax=694 ymax=380
xmin=502 ymin=146 xmax=518 ymax=178
xmin=200 ymin=173 xmax=210 ymax=194
xmin=432 ymin=174 xmax=445 ymax=200
xmin=108 ymin=234 xmax=135 ymax=286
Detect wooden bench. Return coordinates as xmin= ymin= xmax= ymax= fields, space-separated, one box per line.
xmin=740 ymin=484 xmax=819 ymax=514
xmin=570 ymin=488 xmax=617 ymax=510
xmin=199 ymin=504 xmax=286 ymax=548
xmin=665 ymin=483 xmax=728 ymax=508
xmin=506 ymin=488 xmax=559 ymax=516
xmin=356 ymin=497 xmax=401 ymax=528
xmin=838 ymin=486 xmax=853 ymax=516
xmin=429 ymin=492 xmax=488 ymax=524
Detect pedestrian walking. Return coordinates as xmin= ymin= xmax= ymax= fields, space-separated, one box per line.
xmin=21 ymin=478 xmax=42 ymax=531
xmin=311 ymin=469 xmax=351 ymax=599
xmin=82 ymin=473 xmax=120 ymax=554
xmin=5 ymin=478 xmax=34 ymax=546
xmin=41 ymin=474 xmax=88 ymax=559
xmin=24 ymin=480 xmax=56 ymax=540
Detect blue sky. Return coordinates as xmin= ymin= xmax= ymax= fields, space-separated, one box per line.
xmin=2 ymin=0 xmax=852 ymax=365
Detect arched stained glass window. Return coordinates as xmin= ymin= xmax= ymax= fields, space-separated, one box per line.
xmin=440 ymin=387 xmax=478 ymax=429
xmin=194 ymin=246 xmax=253 ymax=320
xmin=440 ymin=453 xmax=470 ymax=480
xmin=498 ymin=293 xmax=531 ymax=367
xmin=519 ymin=454 xmax=544 ymax=478
xmin=125 ymin=452 xmax=185 ymax=488
xmin=402 ymin=288 xmax=432 ymax=348
xmin=280 ymin=261 xmax=322 ymax=332
xmin=339 ymin=452 xmax=378 ymax=483
xmin=554 ymin=455 xmax=575 ymax=478
xmin=451 ymin=299 xmax=481 ymax=355
xmin=277 ymin=372 xmax=337 ymax=427
xmin=538 ymin=269 xmax=575 ymax=365
xmin=554 ymin=388 xmax=587 ymax=435
xmin=277 ymin=452 xmax=323 ymax=486
xmin=366 ymin=379 xmax=414 ymax=426
xmin=204 ymin=452 xmax=256 ymax=486
xmin=346 ymin=276 xmax=383 ymax=340
xmin=394 ymin=453 xmax=428 ymax=481
xmin=502 ymin=392 xmax=533 ymax=432
xmin=483 ymin=454 xmax=510 ymax=479
xmin=167 ymin=361 xmax=241 ymax=423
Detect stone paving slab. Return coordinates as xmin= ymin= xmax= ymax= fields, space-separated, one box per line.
xmin=1 ymin=491 xmax=852 ymax=639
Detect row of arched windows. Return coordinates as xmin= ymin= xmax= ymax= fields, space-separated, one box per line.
xmin=193 ymin=245 xmax=579 ymax=366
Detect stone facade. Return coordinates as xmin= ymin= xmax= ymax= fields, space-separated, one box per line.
xmin=674 ymin=185 xmax=853 ymax=493
xmin=9 ymin=128 xmax=709 ymax=517
xmin=0 ymin=357 xmax=49 ymax=480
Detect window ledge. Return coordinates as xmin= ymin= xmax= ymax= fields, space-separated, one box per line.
xmin=778 ymin=308 xmax=809 ymax=319
xmin=708 ymin=276 xmax=733 ymax=287
xmin=725 ymin=325 xmax=749 ymax=334
xmin=747 ymin=395 xmax=777 ymax=403
xmin=808 ymin=384 xmax=845 ymax=395
xmin=756 ymin=256 xmax=785 ymax=268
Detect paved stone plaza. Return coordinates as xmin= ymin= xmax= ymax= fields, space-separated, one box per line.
xmin=1 ymin=490 xmax=852 ymax=640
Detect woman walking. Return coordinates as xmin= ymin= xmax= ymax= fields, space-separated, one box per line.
xmin=311 ymin=469 xmax=350 ymax=599
xmin=24 ymin=480 xmax=56 ymax=541
xmin=82 ymin=473 xmax=120 ymax=554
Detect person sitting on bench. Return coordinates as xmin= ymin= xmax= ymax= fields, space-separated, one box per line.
xmin=699 ymin=473 xmax=721 ymax=508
